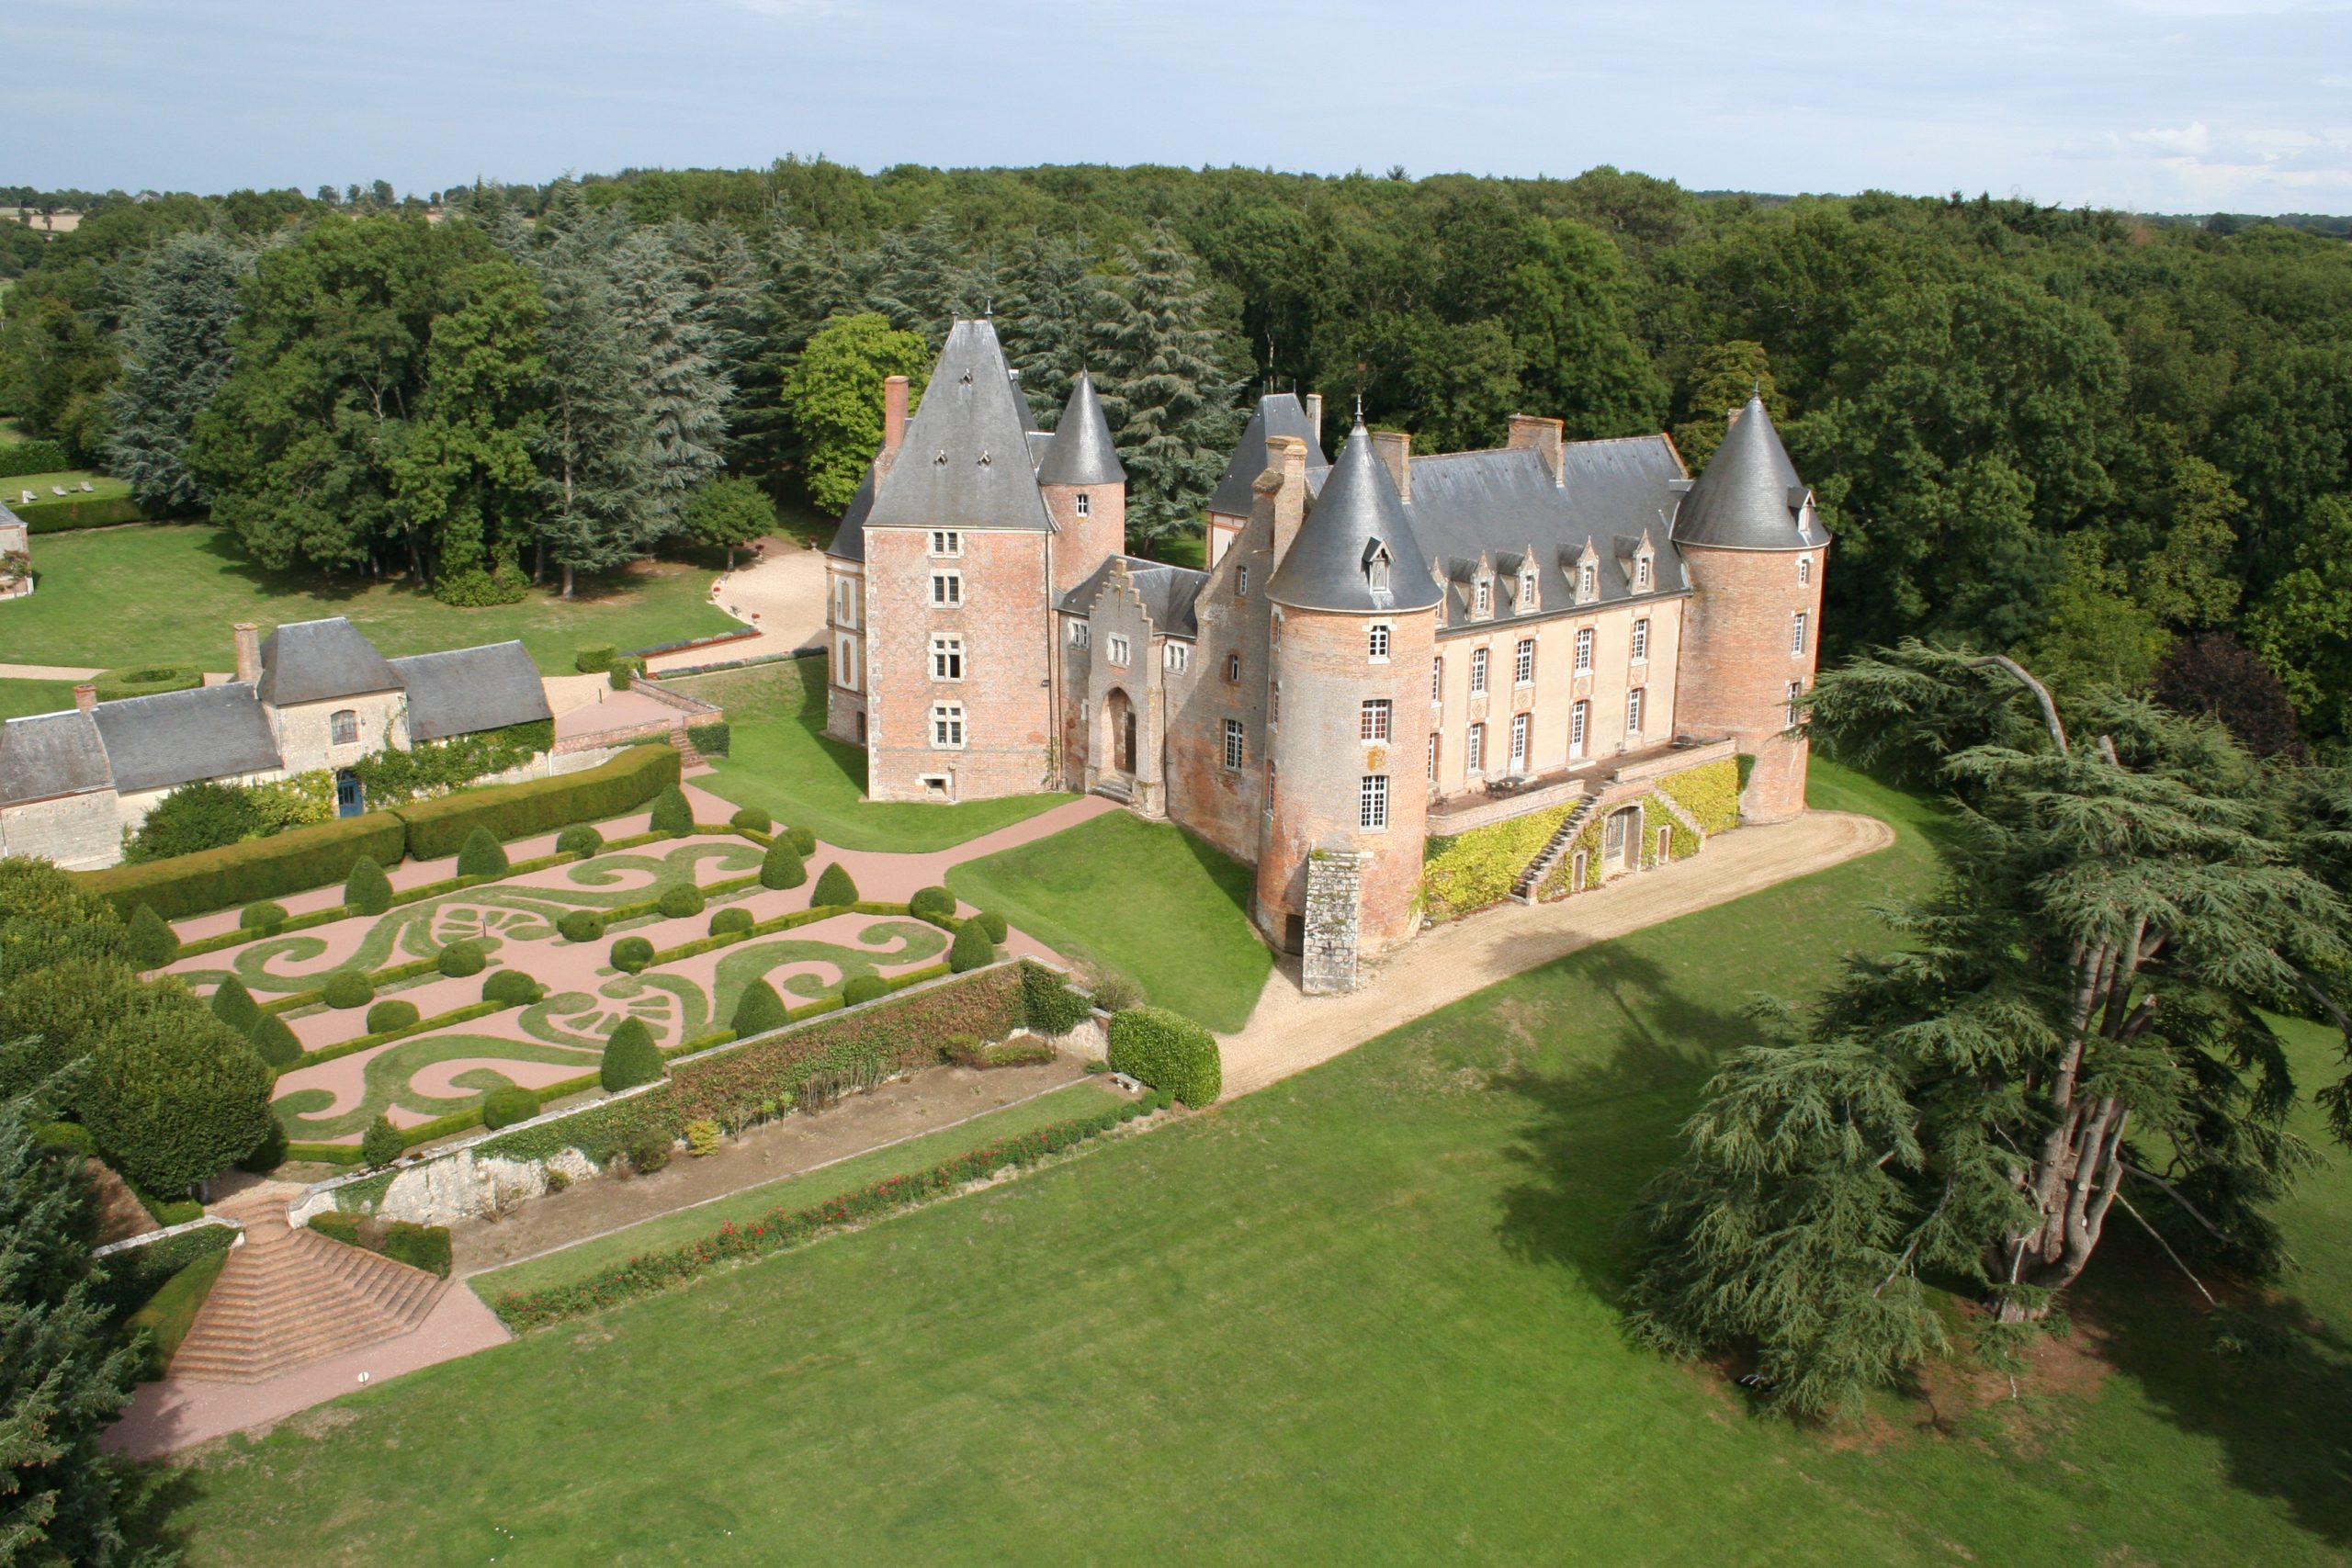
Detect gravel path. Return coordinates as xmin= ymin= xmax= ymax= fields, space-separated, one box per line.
xmin=1217 ymin=810 xmax=1896 ymax=1099
xmin=645 ymin=537 xmax=828 ymax=673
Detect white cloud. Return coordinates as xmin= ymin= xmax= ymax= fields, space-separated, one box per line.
xmin=2132 ymin=121 xmax=2212 ymax=154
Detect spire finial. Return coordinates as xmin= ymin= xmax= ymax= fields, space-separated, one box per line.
xmin=1751 ymin=375 xmax=1762 ymax=401
xmin=1354 ymin=391 xmax=1365 ymax=425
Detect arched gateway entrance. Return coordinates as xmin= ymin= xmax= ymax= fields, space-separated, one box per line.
xmin=1103 ymin=688 xmax=1136 ymax=777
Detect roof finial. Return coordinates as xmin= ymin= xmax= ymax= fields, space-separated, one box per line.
xmin=1354 ymin=391 xmax=1365 ymax=425
xmin=1751 ymin=375 xmax=1762 ymax=402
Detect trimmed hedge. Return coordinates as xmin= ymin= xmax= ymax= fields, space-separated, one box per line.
xmin=909 ymin=886 xmax=956 ymax=924
xmin=392 ymin=744 xmax=679 ymax=860
xmin=127 ymin=903 xmax=179 ymax=967
xmin=948 ymin=921 xmax=996 ymax=973
xmin=760 ymin=840 xmax=806 ymax=889
xmin=321 ymin=970 xmax=374 ymax=1010
xmin=344 ymin=855 xmax=393 ymax=915
xmin=611 ymin=936 xmax=655 ymax=973
xmin=92 ymin=664 xmax=202 ymax=703
xmin=842 ymin=975 xmax=890 ymax=1006
xmin=456 ymin=827 xmax=508 ymax=877
xmin=366 ymin=998 xmax=421 ymax=1033
xmin=708 ymin=907 xmax=752 ymax=937
xmin=76 ymin=810 xmax=408 ymax=920
xmin=657 ymin=883 xmax=706 ymax=919
xmin=435 ymin=940 xmax=486 ymax=978
xmin=601 ymin=1018 xmax=665 ymax=1091
xmin=729 ymin=806 xmax=771 ymax=833
xmin=786 ymin=825 xmax=817 ymax=856
xmin=239 ymin=901 xmax=288 ymax=931
xmin=811 ymin=863 xmax=857 ymax=905
xmin=249 ymin=1012 xmax=301 ymax=1068
xmin=482 ymin=969 xmax=542 ymax=1005
xmin=686 ymin=720 xmax=730 ymax=758
xmin=1107 ymin=1006 xmax=1222 ymax=1107
xmin=730 ymin=979 xmax=790 ymax=1036
xmin=209 ymin=976 xmax=261 ymax=1034
xmin=482 ymin=1086 xmax=539 ymax=1129
xmin=310 ymin=1213 xmax=454 ymax=1280
xmin=16 ymin=495 xmax=146 ymax=533
xmin=556 ymin=823 xmax=603 ymax=857
xmin=558 ymin=909 xmax=606 ymax=943
xmin=648 ymin=785 xmax=694 ymax=836
xmin=574 ymin=643 xmax=617 ymax=674
xmin=0 ymin=438 xmax=70 ymax=478
xmin=361 ymin=1115 xmax=404 ymax=1168
xmin=974 ymin=909 xmax=1009 ymax=943
xmin=1018 ymin=962 xmax=1092 ymax=1036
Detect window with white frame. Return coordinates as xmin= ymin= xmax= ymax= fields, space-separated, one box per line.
xmin=1224 ymin=718 xmax=1245 ymax=769
xmin=834 ymin=635 xmax=859 ymax=692
xmin=1069 ymin=621 xmax=1090 ymax=649
xmin=1165 ymin=643 xmax=1189 ymax=673
xmin=331 ymin=708 xmax=358 ymax=745
xmin=1226 ymin=652 xmax=1241 ymax=682
xmin=1361 ymin=699 xmax=1392 ymax=741
xmin=1796 ymin=554 xmax=1812 ymax=586
xmin=1631 ymin=617 xmax=1650 ymax=663
xmin=1634 ymin=554 xmax=1652 ymax=590
xmin=1270 ymin=682 xmax=1281 ymax=723
xmin=1578 ymin=561 xmax=1597 ymax=601
xmin=1626 ymin=686 xmax=1645 ymax=736
xmin=1787 ymin=679 xmax=1805 ymax=728
xmin=1791 ymin=611 xmax=1809 ymax=656
xmin=931 ymin=701 xmax=966 ymax=749
xmin=1514 ymin=638 xmax=1535 ymax=686
xmin=1520 ymin=570 xmax=1538 ymax=607
xmin=929 ymin=529 xmax=961 ymax=557
xmin=1368 ymin=622 xmax=1391 ymax=661
xmin=1360 ymin=773 xmax=1389 ymax=830
xmin=1075 ymin=492 xmax=1091 ymax=518
xmin=1467 ymin=722 xmax=1486 ymax=773
xmin=1427 ymin=731 xmax=1440 ymax=781
xmin=1237 ymin=564 xmax=1250 ymax=598
xmin=930 ymin=570 xmax=962 ymax=607
xmin=1569 ymin=699 xmax=1589 ymax=759
xmin=1475 ymin=578 xmax=1491 ymax=617
xmin=1470 ymin=647 xmax=1488 ymax=695
xmin=1574 ymin=626 xmax=1594 ymax=673
xmin=1430 ymin=656 xmax=1443 ymax=703
xmin=1368 ymin=547 xmax=1391 ymax=592
xmin=1510 ymin=711 xmax=1530 ymax=772
xmin=930 ymin=635 xmax=964 ymax=681
xmin=1107 ymin=635 xmax=1130 ymax=667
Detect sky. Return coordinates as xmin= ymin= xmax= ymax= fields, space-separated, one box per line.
xmin=7 ymin=0 xmax=2352 ymax=214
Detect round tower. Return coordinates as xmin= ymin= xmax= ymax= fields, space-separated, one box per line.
xmin=1259 ymin=423 xmax=1443 ymax=982
xmin=1669 ymin=396 xmax=1830 ymax=823
xmin=1037 ymin=369 xmax=1127 ymax=596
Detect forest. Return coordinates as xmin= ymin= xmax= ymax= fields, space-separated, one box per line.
xmin=6 ymin=159 xmax=2352 ymax=753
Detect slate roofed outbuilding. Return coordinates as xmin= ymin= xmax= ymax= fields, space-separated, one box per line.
xmin=1059 ymin=556 xmax=1207 ymax=638
xmin=1669 ymin=396 xmax=1828 ymax=552
xmin=1208 ymin=393 xmax=1330 ymax=517
xmin=865 ymin=319 xmax=1054 ymax=534
xmin=1035 ymin=370 xmax=1126 ymax=488
xmin=92 ymin=684 xmax=281 ymax=795
xmin=255 ymin=617 xmax=402 ymax=706
xmin=0 ymin=709 xmax=112 ymax=807
xmin=390 ymin=641 xmax=553 ymax=742
xmin=1265 ymin=423 xmax=1443 ymax=615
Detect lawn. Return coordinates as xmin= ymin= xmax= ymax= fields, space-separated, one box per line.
xmin=6 ymin=468 xmax=130 ymax=502
xmin=947 ymin=807 xmax=1272 ymax=1031
xmin=5 ymin=524 xmax=739 ymax=674
xmin=681 ymin=657 xmax=1076 ymax=852
xmin=477 ymin=1078 xmax=1126 ymax=1301
xmin=0 ymin=677 xmax=79 ymax=720
xmin=147 ymin=763 xmax=2352 ymax=1566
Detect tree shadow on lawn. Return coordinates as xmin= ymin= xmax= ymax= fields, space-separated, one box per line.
xmin=193 ymin=527 xmax=373 ymax=603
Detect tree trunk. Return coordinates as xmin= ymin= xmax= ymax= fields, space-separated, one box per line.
xmin=561 ymin=562 xmax=575 ymax=601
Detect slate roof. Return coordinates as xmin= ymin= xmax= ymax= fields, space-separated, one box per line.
xmin=865 ymin=319 xmax=1054 ymax=534
xmin=1035 ymin=371 xmax=1126 ymax=487
xmin=390 ymin=641 xmax=552 ymax=742
xmin=1670 ymin=397 xmax=1828 ymax=552
xmin=0 ymin=709 xmax=111 ymax=807
xmin=256 ymin=617 xmax=402 ymax=706
xmin=92 ymin=684 xmax=281 ymax=795
xmin=1059 ymin=556 xmax=1208 ymax=638
xmin=1208 ymin=394 xmax=1330 ymax=517
xmin=1408 ymin=435 xmax=1691 ymax=628
xmin=824 ymin=467 xmax=877 ymax=563
xmin=1266 ymin=423 xmax=1444 ymax=615
xmin=0 ymin=498 xmax=26 ymax=536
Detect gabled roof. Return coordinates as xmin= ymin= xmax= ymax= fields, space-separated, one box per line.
xmin=824 ymin=466 xmax=876 ymax=562
xmin=1266 ymin=423 xmax=1443 ymax=615
xmin=390 ymin=642 xmax=552 ymax=742
xmin=1670 ymin=397 xmax=1828 ymax=551
xmin=93 ymin=684 xmax=281 ymax=795
xmin=0 ymin=498 xmax=26 ymax=536
xmin=1208 ymin=393 xmax=1330 ymax=517
xmin=1035 ymin=370 xmax=1126 ymax=487
xmin=865 ymin=319 xmax=1054 ymax=534
xmin=0 ymin=709 xmax=110 ymax=807
xmin=256 ymin=617 xmax=401 ymax=706
xmin=1059 ymin=555 xmax=1208 ymax=638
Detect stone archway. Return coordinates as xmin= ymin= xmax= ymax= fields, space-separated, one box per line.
xmin=1103 ymin=688 xmax=1136 ymax=777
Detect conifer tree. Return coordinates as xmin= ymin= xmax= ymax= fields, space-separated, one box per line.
xmin=1001 ymin=239 xmax=1112 ymax=417
xmin=610 ymin=228 xmax=731 ymax=530
xmin=869 ymin=212 xmax=986 ymax=345
xmin=106 ymin=230 xmax=251 ymax=512
xmin=1093 ymin=222 xmax=1240 ymax=549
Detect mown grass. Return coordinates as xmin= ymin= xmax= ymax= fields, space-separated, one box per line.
xmin=0 ymin=677 xmax=80 ymax=720
xmin=684 ymin=658 xmax=1074 ymax=852
xmin=6 ymin=524 xmax=739 ymax=673
xmin=146 ymin=763 xmax=2352 ymax=1566
xmin=947 ymin=807 xmax=1272 ymax=1032
xmin=476 ymin=1078 xmax=1125 ymax=1301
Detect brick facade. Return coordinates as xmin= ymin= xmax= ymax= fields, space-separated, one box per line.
xmin=1671 ymin=538 xmax=1827 ymax=823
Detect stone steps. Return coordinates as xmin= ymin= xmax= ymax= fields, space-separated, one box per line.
xmin=171 ymin=1199 xmax=447 ymax=1384
xmin=1510 ymin=797 xmax=1598 ymax=904
xmin=1092 ymin=775 xmax=1133 ymax=806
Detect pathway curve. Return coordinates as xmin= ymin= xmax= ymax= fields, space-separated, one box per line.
xmin=645 ymin=537 xmax=828 ymax=674
xmin=1216 ymin=809 xmax=1896 ymax=1099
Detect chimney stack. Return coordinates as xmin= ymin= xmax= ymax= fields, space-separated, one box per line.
xmin=233 ymin=622 xmax=261 ymax=685
xmin=882 ymin=375 xmax=910 ymax=459
xmin=1264 ymin=434 xmax=1309 ymax=569
xmin=73 ymin=682 xmax=95 ymax=714
xmin=1371 ymin=430 xmax=1412 ymax=504
xmin=1506 ymin=413 xmax=1565 ymax=487
xmin=1304 ymin=392 xmax=1323 ymax=445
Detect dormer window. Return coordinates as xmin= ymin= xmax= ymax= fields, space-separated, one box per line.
xmin=1475 ymin=579 xmax=1491 ymax=617
xmin=1366 ymin=542 xmax=1392 ymax=592
xmin=1519 ymin=570 xmax=1537 ymax=608
xmin=1578 ymin=562 xmax=1597 ymax=602
xmin=1075 ymin=492 xmax=1091 ymax=518
xmin=1634 ymin=554 xmax=1652 ymax=590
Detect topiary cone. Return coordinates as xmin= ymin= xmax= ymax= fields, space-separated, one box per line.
xmin=209 ymin=976 xmax=261 ymax=1035
xmin=128 ymin=903 xmax=179 ymax=967
xmin=600 ymin=1016 xmax=666 ymax=1092
xmin=729 ymin=979 xmax=789 ymax=1037
xmin=344 ymin=854 xmax=393 ymax=915
xmin=760 ymin=838 xmax=807 ymax=890
xmin=457 ymin=826 xmax=508 ymax=878
xmin=948 ymin=919 xmax=996 ymax=973
xmin=811 ymin=863 xmax=857 ymax=906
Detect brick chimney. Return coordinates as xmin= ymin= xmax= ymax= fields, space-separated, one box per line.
xmin=1264 ymin=434 xmax=1309 ymax=570
xmin=882 ymin=375 xmax=910 ymax=459
xmin=1304 ymin=392 xmax=1323 ymax=446
xmin=1507 ymin=413 xmax=1565 ymax=486
xmin=73 ymin=682 xmax=95 ymax=714
xmin=1371 ymin=430 xmax=1412 ymax=503
xmin=233 ymin=622 xmax=261 ymax=684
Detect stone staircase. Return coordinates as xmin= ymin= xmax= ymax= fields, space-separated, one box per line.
xmin=170 ymin=1190 xmax=447 ymax=1383
xmin=1092 ymin=774 xmax=1134 ymax=806
xmin=1510 ymin=797 xmax=1598 ymax=905
xmin=670 ymin=724 xmax=707 ymax=770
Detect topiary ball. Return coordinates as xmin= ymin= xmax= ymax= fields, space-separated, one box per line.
xmin=344 ymin=855 xmax=393 ymax=916
xmin=556 ymin=824 xmax=604 ymax=858
xmin=482 ymin=968 xmax=541 ymax=1006
xmin=600 ymin=1017 xmax=666 ymax=1091
xmin=811 ymin=863 xmax=857 ymax=906
xmin=481 ymin=1085 xmax=540 ymax=1129
xmin=209 ymin=976 xmax=262 ymax=1034
xmin=236 ymin=1118 xmax=288 ymax=1174
xmin=976 ymin=909 xmax=1009 ymax=943
xmin=127 ymin=903 xmax=179 ymax=967
xmin=322 ymin=969 xmax=375 ymax=1010
xmin=787 ymin=825 xmax=816 ymax=856
xmin=657 ymin=883 xmax=706 ymax=919
xmin=842 ymin=975 xmax=890 ymax=1006
xmin=241 ymin=900 xmax=288 ymax=931
xmin=456 ymin=827 xmax=508 ymax=878
xmin=361 ymin=1114 xmax=404 ymax=1168
xmin=909 ymin=886 xmax=956 ymax=924
xmin=708 ymin=907 xmax=753 ymax=937
xmin=366 ymin=998 xmax=421 ymax=1034
xmin=610 ymin=936 xmax=656 ymax=974
xmin=648 ymin=785 xmax=694 ymax=836
xmin=729 ymin=978 xmax=790 ymax=1036
xmin=249 ymin=1011 xmax=302 ymax=1069
xmin=729 ymin=806 xmax=773 ymax=833
xmin=760 ymin=839 xmax=806 ymax=890
xmin=557 ymin=909 xmax=606 ymax=943
xmin=948 ymin=919 xmax=996 ymax=973
xmin=436 ymin=940 xmax=487 ymax=978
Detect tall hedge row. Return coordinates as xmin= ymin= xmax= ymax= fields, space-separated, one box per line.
xmin=1106 ymin=1006 xmax=1223 ymax=1107
xmin=394 ymin=744 xmax=680 ymax=859
xmin=77 ymin=811 xmax=409 ymax=919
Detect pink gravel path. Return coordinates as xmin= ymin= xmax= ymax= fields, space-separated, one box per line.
xmin=552 ymin=687 xmax=680 ymax=742
xmin=100 ymin=1284 xmax=512 ymax=1460
xmin=404 ymin=1058 xmax=589 ymax=1105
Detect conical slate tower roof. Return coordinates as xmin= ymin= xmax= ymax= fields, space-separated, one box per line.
xmin=1035 ymin=370 xmax=1125 ymax=486
xmin=1670 ymin=396 xmax=1828 ymax=551
xmin=866 ymin=319 xmax=1053 ymax=533
xmin=1209 ymin=393 xmax=1329 ymax=515
xmin=1266 ymin=423 xmax=1442 ymax=614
